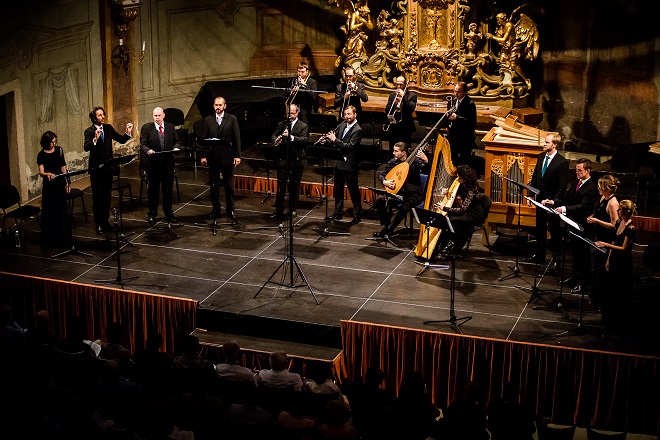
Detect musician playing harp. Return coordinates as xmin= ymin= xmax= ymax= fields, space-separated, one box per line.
xmin=384 ymin=76 xmax=417 ymax=148
xmin=434 ymin=165 xmax=485 ymax=254
xmin=374 ymin=142 xmax=429 ymax=238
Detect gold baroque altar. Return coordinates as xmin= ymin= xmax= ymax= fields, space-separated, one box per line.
xmin=329 ymin=0 xmax=542 ymax=105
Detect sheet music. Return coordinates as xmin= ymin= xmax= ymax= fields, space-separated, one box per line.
xmin=569 ymin=230 xmax=607 ymax=253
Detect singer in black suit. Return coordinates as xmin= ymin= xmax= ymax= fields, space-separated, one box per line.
xmin=334 ymin=67 xmax=368 ymax=114
xmin=83 ymin=106 xmax=133 ymax=234
xmin=270 ymin=104 xmax=309 ymax=221
xmin=384 ymin=76 xmax=418 ymax=148
xmin=288 ymin=62 xmax=317 ymax=123
xmin=324 ymin=105 xmax=363 ymax=224
xmin=200 ymin=96 xmax=242 ymax=219
xmin=526 ymin=133 xmax=569 ymax=264
xmin=551 ymin=158 xmax=599 ymax=293
xmin=140 ymin=107 xmax=181 ymax=224
xmin=446 ymin=81 xmax=477 ymax=166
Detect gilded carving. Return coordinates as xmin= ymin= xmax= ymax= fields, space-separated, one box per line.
xmin=330 ymin=0 xmax=375 ymax=68
xmin=506 ymin=153 xmax=525 ymax=173
xmin=491 ymin=161 xmax=503 ymax=178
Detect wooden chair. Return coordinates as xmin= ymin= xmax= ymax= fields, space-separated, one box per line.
xmin=0 ymin=184 xmax=41 ymax=232
xmin=537 ymin=421 xmax=576 ymax=440
xmin=586 ymin=427 xmax=627 ymax=440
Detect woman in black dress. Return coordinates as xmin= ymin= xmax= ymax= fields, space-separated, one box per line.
xmin=586 ymin=174 xmax=620 ymax=309
xmin=595 ymin=199 xmax=637 ymax=330
xmin=37 ymin=131 xmax=71 ymax=248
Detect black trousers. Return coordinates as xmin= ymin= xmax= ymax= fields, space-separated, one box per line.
xmin=375 ymin=190 xmax=422 ymax=232
xmin=146 ymin=162 xmax=174 ymax=218
xmin=535 ymin=208 xmax=562 ymax=259
xmin=90 ymin=167 xmax=113 ymax=226
xmin=209 ymin=163 xmax=235 ymax=214
xmin=333 ymin=168 xmax=362 ymax=217
xmin=275 ymin=164 xmax=304 ymax=215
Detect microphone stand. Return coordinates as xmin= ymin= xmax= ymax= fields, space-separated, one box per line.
xmin=95 ymin=208 xmax=139 ymax=289
xmin=255 ymin=99 xmax=317 ymax=304
xmin=106 ymin=154 xmax=138 ymax=246
xmin=50 ymin=168 xmax=93 ymax=258
xmin=499 ymin=177 xmax=539 ymax=282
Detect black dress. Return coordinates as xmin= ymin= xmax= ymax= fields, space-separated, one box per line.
xmin=590 ymin=195 xmax=616 ymax=307
xmin=37 ymin=147 xmax=71 ymax=248
xmin=603 ymin=219 xmax=636 ymax=329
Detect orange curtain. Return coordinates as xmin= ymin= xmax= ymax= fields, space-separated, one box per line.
xmin=0 ymin=272 xmax=197 ymax=354
xmin=340 ymin=320 xmax=660 ymax=434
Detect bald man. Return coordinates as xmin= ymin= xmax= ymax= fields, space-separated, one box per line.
xmin=140 ymin=107 xmax=181 ymax=224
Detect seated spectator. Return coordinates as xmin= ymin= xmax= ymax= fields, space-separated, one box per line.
xmin=227 ymin=385 xmax=274 ymax=436
xmin=0 ymin=302 xmax=25 ymax=351
xmin=133 ymin=330 xmax=174 ymax=371
xmin=313 ymin=399 xmax=359 ymax=440
xmin=276 ymin=394 xmax=315 ymax=439
xmin=391 ymin=371 xmax=439 ymax=440
xmin=256 ymin=350 xmax=303 ymax=391
xmin=445 ymin=380 xmax=489 ymax=440
xmin=215 ymin=340 xmax=257 ymax=386
xmin=348 ymin=366 xmax=396 ymax=439
xmin=99 ymin=321 xmax=131 ymax=364
xmin=487 ymin=381 xmax=536 ymax=440
xmin=173 ymin=334 xmax=213 ymax=395
xmin=93 ymin=360 xmax=144 ymax=430
xmin=25 ymin=309 xmax=55 ymax=347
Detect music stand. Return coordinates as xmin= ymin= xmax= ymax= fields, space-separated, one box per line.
xmin=307 ymin=113 xmax=338 ymax=136
xmin=556 ymin=231 xmax=607 ymax=337
xmin=95 ymin=208 xmax=140 ymax=289
xmin=412 ymin=207 xmax=451 ymax=275
xmin=309 ymin=145 xmax=351 ymax=243
xmin=258 ymin=144 xmax=278 ymax=204
xmin=103 ymin=153 xmax=137 ymax=246
xmin=499 ymin=176 xmax=539 ymax=282
xmin=50 ymin=168 xmax=93 ymax=258
xmin=364 ymin=186 xmax=404 ymax=247
xmin=418 ymin=207 xmax=472 ymax=333
xmin=361 ymin=111 xmax=390 ymax=190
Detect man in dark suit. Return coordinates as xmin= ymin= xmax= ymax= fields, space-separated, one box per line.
xmin=324 ymin=105 xmax=363 ymax=224
xmin=200 ymin=96 xmax=242 ymax=220
xmin=140 ymin=107 xmax=181 ymax=224
xmin=334 ymin=67 xmax=368 ymax=115
xmin=525 ymin=133 xmax=569 ymax=266
xmin=551 ymin=158 xmax=599 ymax=293
xmin=446 ymin=81 xmax=477 ymax=166
xmin=288 ymin=62 xmax=317 ymax=123
xmin=384 ymin=76 xmax=418 ymax=148
xmin=83 ymin=106 xmax=133 ymax=234
xmin=269 ymin=104 xmax=309 ymax=221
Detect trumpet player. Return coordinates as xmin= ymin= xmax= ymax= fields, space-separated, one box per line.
xmin=384 ymin=75 xmax=417 ymax=148
xmin=446 ymin=81 xmax=477 ymax=166
xmin=288 ymin=62 xmax=317 ymax=123
xmin=324 ymin=105 xmax=364 ymax=224
xmin=334 ymin=67 xmax=368 ymax=114
xmin=269 ymin=104 xmax=309 ymax=221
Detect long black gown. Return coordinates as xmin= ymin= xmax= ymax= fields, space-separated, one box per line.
xmin=602 ymin=218 xmax=636 ymax=329
xmin=590 ymin=195 xmax=616 ymax=307
xmin=37 ymin=146 xmax=71 ymax=248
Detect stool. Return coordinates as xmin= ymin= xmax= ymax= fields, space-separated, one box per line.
xmin=66 ymin=188 xmax=88 ymax=221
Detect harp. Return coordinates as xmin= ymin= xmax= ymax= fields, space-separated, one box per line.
xmin=413 ymin=135 xmax=458 ymax=258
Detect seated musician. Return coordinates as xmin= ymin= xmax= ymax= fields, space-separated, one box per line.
xmin=435 ymin=165 xmax=485 ymax=254
xmin=373 ymin=142 xmax=429 ymax=238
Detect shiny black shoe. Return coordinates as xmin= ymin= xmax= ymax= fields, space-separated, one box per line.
xmin=291 ymin=211 xmax=298 ymax=218
xmin=560 ymin=277 xmax=576 ymax=286
xmin=270 ymin=210 xmax=283 ymax=220
xmin=209 ymin=210 xmax=220 ymax=219
xmin=166 ymin=216 xmax=179 ymax=224
xmin=549 ymin=259 xmax=561 ymax=272
xmin=227 ymin=211 xmax=237 ymax=220
xmin=351 ymin=216 xmax=361 ymax=225
xmin=373 ymin=228 xmax=389 ymax=238
xmin=147 ymin=216 xmax=156 ymax=225
xmin=326 ymin=213 xmax=342 ymax=221
xmin=523 ymin=253 xmax=545 ymax=263
xmin=96 ymin=225 xmax=103 ymax=235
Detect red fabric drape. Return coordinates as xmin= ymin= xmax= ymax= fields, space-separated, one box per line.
xmin=0 ymin=272 xmax=197 ymax=354
xmin=340 ymin=320 xmax=660 ymax=434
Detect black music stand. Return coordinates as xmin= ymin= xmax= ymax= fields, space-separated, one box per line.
xmin=194 ymin=138 xmax=236 ymax=236
xmin=258 ymin=144 xmax=278 ymax=204
xmin=556 ymin=231 xmax=607 ymax=337
xmin=499 ymin=177 xmax=540 ymax=282
xmin=412 ymin=207 xmax=451 ymax=275
xmin=307 ymin=113 xmax=338 ymax=137
xmin=309 ymin=145 xmax=351 ymax=243
xmin=95 ymin=208 xmax=140 ymax=289
xmin=361 ymin=111 xmax=390 ymax=191
xmin=103 ymin=153 xmax=137 ymax=246
xmin=50 ymin=169 xmax=93 ymax=258
xmin=418 ymin=207 xmax=472 ymax=333
xmin=364 ymin=186 xmax=404 ymax=247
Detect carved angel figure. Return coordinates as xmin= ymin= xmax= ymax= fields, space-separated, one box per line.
xmin=333 ymin=0 xmax=374 ymax=65
xmin=485 ymin=5 xmax=540 ymax=88
xmin=463 ymin=22 xmax=482 ymax=60
xmin=376 ymin=10 xmax=403 ymax=55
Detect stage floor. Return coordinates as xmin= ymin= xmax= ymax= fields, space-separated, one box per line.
xmin=2 ymin=152 xmax=659 ymax=358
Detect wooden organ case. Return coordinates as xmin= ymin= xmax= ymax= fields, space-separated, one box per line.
xmin=482 ymin=115 xmax=557 ymax=235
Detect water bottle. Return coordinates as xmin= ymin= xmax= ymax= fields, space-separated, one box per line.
xmin=13 ymin=225 xmax=20 ymax=248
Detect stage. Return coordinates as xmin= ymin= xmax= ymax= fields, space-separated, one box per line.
xmin=2 ymin=147 xmax=658 ymax=360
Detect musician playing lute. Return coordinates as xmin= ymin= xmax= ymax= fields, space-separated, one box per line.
xmin=373 ymin=142 xmax=429 ymax=238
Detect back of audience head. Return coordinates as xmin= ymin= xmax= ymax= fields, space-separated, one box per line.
xmin=182 ymin=334 xmax=200 ymax=356
xmin=222 ymin=340 xmax=241 ymax=363
xmin=269 ymin=350 xmax=289 ymax=371
xmin=365 ymin=366 xmax=385 ymax=387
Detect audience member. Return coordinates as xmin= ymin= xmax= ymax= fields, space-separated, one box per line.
xmin=487 ymin=381 xmax=536 ymax=440
xmin=445 ymin=380 xmax=489 ymax=440
xmin=314 ymin=399 xmax=359 ymax=440
xmin=257 ymin=350 xmax=303 ymax=391
xmin=215 ymin=340 xmax=257 ymax=386
xmin=0 ymin=302 xmax=25 ymax=350
xmin=24 ymin=309 xmax=54 ymax=347
xmin=348 ymin=366 xmax=396 ymax=439
xmin=391 ymin=371 xmax=439 ymax=440
xmin=99 ymin=321 xmax=132 ymax=364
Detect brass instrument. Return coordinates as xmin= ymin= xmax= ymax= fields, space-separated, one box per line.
xmin=340 ymin=81 xmax=358 ymax=116
xmin=383 ymin=84 xmax=407 ymax=132
xmin=413 ymin=135 xmax=458 ymax=258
